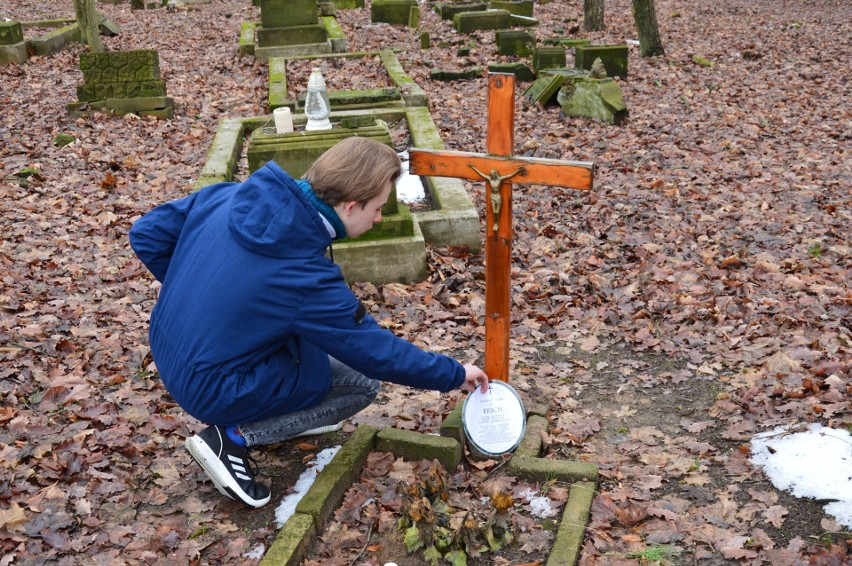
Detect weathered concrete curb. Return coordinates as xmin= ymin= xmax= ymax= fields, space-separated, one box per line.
xmin=259 ymin=425 xmax=377 ymax=566
xmin=376 ymin=428 xmax=462 ymax=470
xmin=508 ymin=455 xmax=599 ymax=484
xmin=547 ymin=481 xmax=596 ymax=566
xmin=296 ymin=425 xmax=378 ymax=530
xmin=261 ymin=513 xmax=314 ymax=566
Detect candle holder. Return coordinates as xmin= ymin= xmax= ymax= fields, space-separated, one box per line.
xmin=304 ymin=68 xmax=332 ymax=131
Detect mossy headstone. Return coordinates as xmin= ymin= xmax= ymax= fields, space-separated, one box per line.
xmin=71 ymin=49 xmax=174 ymax=118
xmin=560 ymin=60 xmax=627 ymax=124
xmin=0 ymin=20 xmax=27 ymax=66
xmin=533 ymin=45 xmax=566 ymax=73
xmin=495 ymin=29 xmax=536 ymax=56
xmin=574 ymin=44 xmax=628 ymax=78
xmin=0 ymin=20 xmax=24 ymax=45
xmin=371 ymin=0 xmax=419 ymax=26
xmin=489 ymin=0 xmax=533 ymax=17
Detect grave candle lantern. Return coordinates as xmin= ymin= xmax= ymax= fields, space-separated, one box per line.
xmin=304 ymin=68 xmax=332 ymax=131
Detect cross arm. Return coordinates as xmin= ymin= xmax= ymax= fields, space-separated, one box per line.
xmin=408 ymin=148 xmax=594 ymax=191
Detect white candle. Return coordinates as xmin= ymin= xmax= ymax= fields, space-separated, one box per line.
xmin=273 ymin=106 xmax=294 ymax=134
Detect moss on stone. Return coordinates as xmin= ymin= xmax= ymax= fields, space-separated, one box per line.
xmin=376 ymin=428 xmax=462 ymax=470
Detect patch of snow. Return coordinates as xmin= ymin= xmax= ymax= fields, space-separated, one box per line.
xmin=243 ymin=544 xmax=265 ymax=560
xmin=274 ymin=445 xmax=342 ymax=528
xmin=396 ymin=151 xmax=426 ymax=204
xmin=750 ymin=423 xmax=852 ymax=528
xmin=516 ymin=487 xmax=559 ymax=518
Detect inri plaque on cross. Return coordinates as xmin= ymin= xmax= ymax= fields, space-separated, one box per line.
xmin=409 ymin=73 xmax=594 ymax=385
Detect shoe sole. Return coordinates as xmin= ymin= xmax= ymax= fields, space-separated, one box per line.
xmin=185 ymin=436 xmax=271 ymax=508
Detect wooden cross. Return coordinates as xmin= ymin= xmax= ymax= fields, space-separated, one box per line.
xmin=408 ymin=73 xmax=594 ymax=383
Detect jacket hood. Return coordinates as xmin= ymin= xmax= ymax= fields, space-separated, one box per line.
xmin=228 ymin=162 xmax=331 ymax=258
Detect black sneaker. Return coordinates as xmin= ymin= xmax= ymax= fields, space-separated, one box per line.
xmin=185 ymin=425 xmax=271 ymax=508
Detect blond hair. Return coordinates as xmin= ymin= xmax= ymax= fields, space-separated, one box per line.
xmin=304 ymin=137 xmax=401 ymax=207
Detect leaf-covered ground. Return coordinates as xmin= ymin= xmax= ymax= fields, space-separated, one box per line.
xmin=1 ymin=0 xmax=849 ymax=564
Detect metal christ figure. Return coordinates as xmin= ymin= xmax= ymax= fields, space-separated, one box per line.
xmin=467 ymin=164 xmax=525 ymax=232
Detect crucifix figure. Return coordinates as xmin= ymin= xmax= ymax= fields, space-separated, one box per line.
xmin=408 ymin=73 xmax=594 ymax=383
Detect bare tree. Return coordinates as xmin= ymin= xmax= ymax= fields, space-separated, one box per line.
xmin=584 ymin=0 xmax=604 ymax=31
xmin=631 ymin=0 xmax=664 ymax=57
xmin=72 ymin=0 xmax=104 ymax=52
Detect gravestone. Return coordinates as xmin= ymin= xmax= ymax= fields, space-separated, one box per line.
xmin=495 ymin=29 xmax=536 ymax=56
xmin=409 ymin=74 xmax=594 ymax=382
xmin=575 ymin=43 xmax=628 ymax=78
xmin=0 ymin=20 xmax=27 ymax=66
xmin=69 ymin=49 xmax=173 ymax=118
xmin=255 ymin=0 xmax=344 ymax=60
xmin=435 ymin=1 xmax=488 ymax=20
xmin=371 ymin=0 xmax=418 ymax=26
xmin=560 ymin=59 xmax=628 ymax=124
xmin=487 ymin=61 xmax=536 ymax=81
xmin=489 ymin=0 xmax=533 ymax=17
xmin=522 ymin=73 xmax=565 ymax=106
xmin=533 ymin=45 xmax=566 ymax=73
xmin=454 ymin=9 xmax=511 ymax=33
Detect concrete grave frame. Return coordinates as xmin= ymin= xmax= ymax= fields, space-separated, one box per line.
xmin=194 ymin=104 xmax=480 ymax=283
xmin=259 ymin=404 xmax=598 ymax=565
xmin=267 ymin=49 xmax=428 ymax=111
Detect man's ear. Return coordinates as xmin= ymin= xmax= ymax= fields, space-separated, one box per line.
xmin=342 ymin=200 xmax=358 ymax=216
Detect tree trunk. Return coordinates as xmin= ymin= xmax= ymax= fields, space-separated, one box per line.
xmin=73 ymin=0 xmax=105 ymax=52
xmin=631 ymin=0 xmax=664 ymax=57
xmin=583 ymin=0 xmax=604 ymax=31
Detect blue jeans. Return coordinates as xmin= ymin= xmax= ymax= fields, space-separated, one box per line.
xmin=238 ymin=357 xmax=380 ymax=446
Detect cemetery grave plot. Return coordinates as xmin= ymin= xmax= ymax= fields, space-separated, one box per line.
xmin=305 ymin=453 xmax=569 ymax=565
xmin=231 ymin=114 xmax=435 ymax=212
xmin=285 ymin=55 xmax=394 ymax=100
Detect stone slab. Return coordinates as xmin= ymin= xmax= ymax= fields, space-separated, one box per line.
xmin=260 ymin=513 xmax=315 ymax=566
xmin=489 ymin=0 xmax=533 ymax=17
xmin=0 ymin=21 xmax=24 ymax=45
xmin=376 ymin=428 xmax=462 ymax=470
xmin=0 ymin=42 xmax=28 ymax=66
xmin=546 ymin=481 xmax=596 ymax=566
xmin=105 ymin=96 xmax=174 ymax=112
xmin=522 ymin=73 xmax=565 ymax=106
xmin=574 ymin=44 xmax=628 ymax=78
xmin=254 ymin=42 xmax=332 ymax=61
xmin=261 ymin=0 xmax=319 ymax=28
xmin=371 ymin=0 xmax=418 ymax=25
xmin=256 ymin=24 xmax=328 ymax=48
xmin=487 ymin=62 xmax=536 ymax=82
xmin=495 ymin=29 xmax=536 ymax=56
xmin=77 ymin=80 xmax=166 ymax=102
xmin=239 ymin=22 xmax=256 ymax=55
xmin=454 ymin=9 xmax=511 ymax=32
xmin=533 ymin=46 xmax=566 ymax=73
xmin=334 ymin=220 xmax=428 ymax=284
xmin=508 ymin=455 xmax=599 ymax=484
xmin=515 ymin=414 xmax=547 ymax=458
xmin=247 ymin=123 xmax=394 ymax=176
xmin=429 ymin=67 xmax=484 ymax=81
xmin=80 ymin=50 xmax=160 ymax=84
xmin=435 ymin=2 xmax=488 ymax=20
xmin=26 ymin=23 xmax=81 ymax=56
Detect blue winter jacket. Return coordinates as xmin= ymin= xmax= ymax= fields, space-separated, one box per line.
xmin=129 ymin=162 xmax=465 ymax=425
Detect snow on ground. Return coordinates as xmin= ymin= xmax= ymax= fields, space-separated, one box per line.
xmin=396 ymin=151 xmax=426 ymax=204
xmin=750 ymin=424 xmax=852 ymax=528
xmin=274 ymin=445 xmax=342 ymax=528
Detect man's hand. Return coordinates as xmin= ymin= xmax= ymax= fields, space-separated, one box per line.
xmin=461 ymin=364 xmax=489 ymax=394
